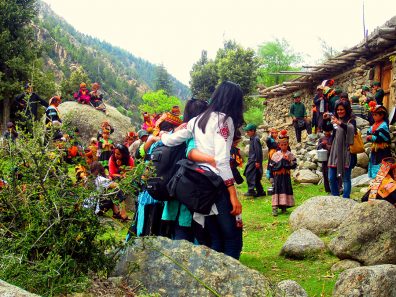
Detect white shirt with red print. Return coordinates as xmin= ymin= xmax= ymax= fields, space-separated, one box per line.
xmin=161 ymin=112 xmax=235 ymax=187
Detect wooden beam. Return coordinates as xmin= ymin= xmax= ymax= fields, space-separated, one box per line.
xmin=378 ymin=27 xmax=396 ymax=35
xmin=282 ymin=81 xmax=312 ymax=86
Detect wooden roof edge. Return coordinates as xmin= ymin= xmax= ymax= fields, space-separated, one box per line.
xmin=260 ymin=15 xmax=396 ymax=96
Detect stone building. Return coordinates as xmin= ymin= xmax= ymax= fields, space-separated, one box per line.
xmin=260 ymin=16 xmax=396 ymax=145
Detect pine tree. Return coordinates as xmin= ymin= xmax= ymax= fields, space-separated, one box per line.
xmin=0 ymin=0 xmax=39 ymax=125
xmin=189 ymin=50 xmax=218 ymax=100
xmin=154 ymin=64 xmax=173 ymax=95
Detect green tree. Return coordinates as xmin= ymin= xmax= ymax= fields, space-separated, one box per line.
xmin=29 ymin=58 xmax=57 ymax=100
xmin=0 ymin=0 xmax=38 ymax=103
xmin=60 ymin=66 xmax=91 ymax=100
xmin=318 ymin=37 xmax=340 ymax=62
xmin=215 ymin=41 xmax=259 ymax=96
xmin=139 ymin=90 xmax=181 ymax=114
xmin=154 ymin=64 xmax=173 ymax=95
xmin=257 ymin=38 xmax=302 ymax=87
xmin=189 ymin=50 xmax=218 ymax=100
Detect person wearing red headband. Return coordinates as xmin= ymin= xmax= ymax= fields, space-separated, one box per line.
xmin=269 ymin=130 xmax=297 ymax=216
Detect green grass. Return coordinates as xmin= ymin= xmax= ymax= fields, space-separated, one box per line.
xmin=237 ymin=180 xmax=340 ymax=297
xmin=104 ymin=173 xmax=368 ymax=296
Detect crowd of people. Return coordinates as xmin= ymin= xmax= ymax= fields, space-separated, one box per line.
xmin=2 ymin=78 xmax=395 ymax=262
xmin=288 ymin=79 xmax=394 ymax=202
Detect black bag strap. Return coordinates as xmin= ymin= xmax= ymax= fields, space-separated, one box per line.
xmin=167 ymin=165 xmax=186 ymax=197
xmin=176 ymin=159 xmax=223 ymax=188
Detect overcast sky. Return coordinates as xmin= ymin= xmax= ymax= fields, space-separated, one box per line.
xmin=42 ymin=0 xmax=396 ymax=85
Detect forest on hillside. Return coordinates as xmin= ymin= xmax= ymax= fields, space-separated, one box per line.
xmin=0 ymin=0 xmax=190 ymax=127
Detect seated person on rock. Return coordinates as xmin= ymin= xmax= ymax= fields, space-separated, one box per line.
xmin=73 ymin=82 xmax=91 ymax=104
xmin=90 ymin=82 xmax=107 ymax=113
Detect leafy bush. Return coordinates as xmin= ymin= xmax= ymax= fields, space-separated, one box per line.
xmin=244 ymin=107 xmax=263 ymax=126
xmin=0 ymin=122 xmax=139 ymax=296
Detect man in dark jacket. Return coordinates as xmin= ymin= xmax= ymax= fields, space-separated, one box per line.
xmin=243 ymin=124 xmax=265 ymax=197
xmin=289 ymin=92 xmax=311 ymax=143
xmin=371 ymin=81 xmax=385 ymax=106
xmin=12 ymin=83 xmax=48 ymax=122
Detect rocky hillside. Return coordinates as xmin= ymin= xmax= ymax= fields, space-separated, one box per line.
xmin=35 ymin=1 xmax=190 ymax=113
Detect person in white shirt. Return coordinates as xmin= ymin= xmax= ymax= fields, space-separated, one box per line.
xmin=160 ymin=81 xmax=244 ymax=259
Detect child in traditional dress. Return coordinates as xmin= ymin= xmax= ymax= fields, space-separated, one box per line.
xmin=90 ymin=82 xmax=106 ymax=113
xmin=98 ymin=129 xmax=114 ymax=169
xmin=141 ymin=112 xmax=156 ymax=134
xmin=367 ymin=104 xmax=392 ymax=178
xmin=317 ymin=117 xmax=334 ymax=193
xmin=230 ymin=131 xmax=244 ymax=185
xmin=266 ymin=128 xmax=279 ymax=182
xmin=269 ymin=130 xmax=297 ymax=216
xmin=74 ymin=82 xmax=91 ymax=104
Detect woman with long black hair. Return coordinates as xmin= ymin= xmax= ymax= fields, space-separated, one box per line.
xmin=108 ymin=144 xmax=134 ymax=180
xmin=328 ymin=100 xmax=357 ymax=198
xmin=160 ymin=81 xmax=244 ymax=259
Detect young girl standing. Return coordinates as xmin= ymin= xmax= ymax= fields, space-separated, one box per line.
xmin=367 ymin=105 xmax=392 ymax=178
xmin=269 ymin=130 xmax=297 ymax=216
xmin=98 ymin=129 xmax=114 ymax=169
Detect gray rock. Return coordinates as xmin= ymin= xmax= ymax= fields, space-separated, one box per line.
xmin=307 ymin=150 xmax=319 ymax=162
xmin=351 ymin=166 xmax=367 ymax=178
xmin=357 ymin=153 xmax=369 ymax=168
xmin=262 ymin=147 xmax=269 ymax=160
xmin=290 ymin=196 xmax=357 ymax=235
xmin=293 ymin=169 xmax=320 ymax=184
xmin=277 ymin=280 xmax=308 ymax=297
xmin=331 ymin=259 xmax=361 ymax=273
xmin=302 ymin=161 xmax=317 ymax=170
xmin=0 ymin=279 xmax=39 ymax=297
xmin=351 ymin=174 xmax=372 ymax=187
xmin=280 ymin=228 xmax=325 ymax=259
xmin=59 ymin=101 xmax=133 ymax=145
xmin=355 ymin=117 xmax=370 ymax=129
xmin=333 ymin=265 xmax=396 ymax=297
xmin=112 ymin=237 xmax=280 ymax=296
xmin=329 ymin=200 xmax=396 ymax=265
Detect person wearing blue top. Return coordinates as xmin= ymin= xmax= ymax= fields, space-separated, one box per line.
xmin=161 ymin=99 xmax=209 ymax=242
xmin=367 ymin=105 xmax=392 ymax=178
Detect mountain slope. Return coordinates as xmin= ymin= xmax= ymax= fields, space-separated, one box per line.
xmin=36 ymin=1 xmax=190 ymax=113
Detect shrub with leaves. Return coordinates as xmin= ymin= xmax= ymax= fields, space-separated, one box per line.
xmin=0 ymin=122 xmax=144 ymax=296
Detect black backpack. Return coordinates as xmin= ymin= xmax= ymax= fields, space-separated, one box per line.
xmin=146 ymin=142 xmax=187 ymax=201
xmin=167 ymin=159 xmax=224 ymax=214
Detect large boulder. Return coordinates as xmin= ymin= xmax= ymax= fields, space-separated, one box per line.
xmin=293 ymin=169 xmax=320 ymax=184
xmin=328 ymin=200 xmax=396 ymax=265
xmin=280 ymin=228 xmax=325 ymax=259
xmin=277 ymin=280 xmax=308 ymax=297
xmin=0 ymin=279 xmax=39 ymax=296
xmin=112 ymin=237 xmax=281 ymax=296
xmin=356 ymin=153 xmax=369 ymax=168
xmin=58 ymin=101 xmax=134 ymax=145
xmin=333 ymin=265 xmax=396 ymax=297
xmin=289 ymin=196 xmax=357 ymax=235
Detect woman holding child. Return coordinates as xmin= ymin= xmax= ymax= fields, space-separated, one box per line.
xmin=160 ymin=81 xmax=244 ymax=260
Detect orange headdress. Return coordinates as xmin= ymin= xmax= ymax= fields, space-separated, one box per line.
xmin=278 ymin=129 xmax=289 ymax=143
